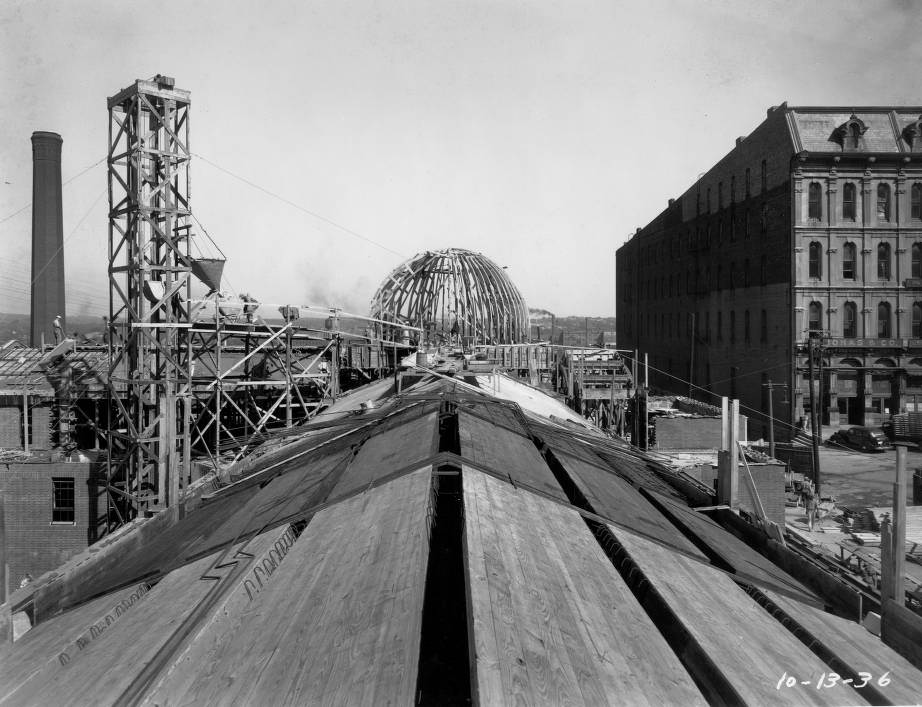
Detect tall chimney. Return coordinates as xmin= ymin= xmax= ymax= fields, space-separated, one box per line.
xmin=30 ymin=131 xmax=65 ymax=347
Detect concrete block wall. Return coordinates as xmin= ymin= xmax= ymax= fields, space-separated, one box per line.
xmin=0 ymin=461 xmax=93 ymax=589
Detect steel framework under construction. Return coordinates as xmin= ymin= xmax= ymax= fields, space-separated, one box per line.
xmin=370 ymin=248 xmax=529 ymax=346
xmin=100 ymin=76 xmax=399 ymax=536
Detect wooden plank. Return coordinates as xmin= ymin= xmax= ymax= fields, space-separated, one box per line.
xmin=463 ymin=468 xmax=706 ymax=706
xmin=610 ymin=524 xmax=869 ymax=706
xmin=459 ymin=409 xmax=567 ymax=502
xmin=0 ymin=581 xmax=151 ymax=696
xmin=142 ymin=468 xmax=433 ymax=706
xmin=554 ymin=450 xmax=705 ymax=557
xmin=764 ymin=590 xmax=922 ymax=704
xmin=1 ymin=528 xmax=287 ymax=705
xmin=331 ymin=410 xmax=439 ymax=497
xmin=648 ymin=490 xmax=818 ymax=602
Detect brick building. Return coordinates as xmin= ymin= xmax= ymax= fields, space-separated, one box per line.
xmin=616 ymin=104 xmax=922 ymax=439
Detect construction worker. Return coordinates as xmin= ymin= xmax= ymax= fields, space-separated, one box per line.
xmin=52 ymin=314 xmax=64 ymax=344
xmin=802 ymin=482 xmax=816 ymax=531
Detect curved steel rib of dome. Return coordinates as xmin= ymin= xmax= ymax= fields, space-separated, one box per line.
xmin=370 ymin=248 xmax=528 ymax=345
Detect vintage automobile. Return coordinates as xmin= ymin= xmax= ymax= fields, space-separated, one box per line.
xmin=827 ymin=426 xmax=893 ymax=452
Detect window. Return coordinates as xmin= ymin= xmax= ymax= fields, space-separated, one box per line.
xmin=760 ymin=203 xmax=768 ymax=236
xmin=808 ymin=241 xmax=822 ymax=279
xmin=717 ymin=264 xmax=722 ymax=290
xmin=744 ymin=310 xmax=751 ymax=343
xmin=914 ymin=302 xmax=922 ymax=338
xmin=760 ymin=309 xmax=768 ymax=343
xmin=842 ymin=242 xmax=857 ymax=280
xmin=707 ymin=187 xmax=711 ymax=212
xmin=718 ymin=181 xmax=723 ymax=209
xmin=743 ymin=258 xmax=750 ymax=287
xmin=878 ymin=302 xmax=892 ymax=338
xmin=52 ymin=478 xmax=75 ymax=523
xmin=730 ymin=311 xmax=736 ymax=343
xmin=843 ymin=182 xmax=857 ymax=220
xmin=705 ymin=311 xmax=710 ymax=342
xmin=877 ymin=183 xmax=891 ymax=221
xmin=913 ymin=183 xmax=922 ymax=220
xmin=729 ymin=262 xmax=736 ymax=289
xmin=717 ymin=310 xmax=722 ymax=341
xmin=808 ymin=301 xmax=823 ymax=333
xmin=843 ymin=301 xmax=857 ymax=338
xmin=696 ymin=188 xmax=701 ymax=215
xmin=745 ymin=209 xmax=750 ymax=238
xmin=731 ymin=176 xmax=736 ymax=203
xmin=878 ymin=242 xmax=891 ymax=280
xmin=808 ymin=182 xmax=822 ymax=219
xmin=745 ymin=167 xmax=751 ymax=197
xmin=761 ymin=159 xmax=767 ymax=193
xmin=760 ymin=255 xmax=767 ymax=285
xmin=914 ymin=243 xmax=922 ymax=278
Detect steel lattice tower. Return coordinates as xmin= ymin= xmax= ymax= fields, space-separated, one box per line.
xmin=105 ymin=75 xmax=192 ymax=531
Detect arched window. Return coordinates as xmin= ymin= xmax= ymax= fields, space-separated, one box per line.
xmin=808 ymin=241 xmax=822 ymax=279
xmin=912 ymin=184 xmax=922 ymax=220
xmin=808 ymin=301 xmax=823 ymax=333
xmin=878 ymin=242 xmax=892 ymax=280
xmin=878 ymin=301 xmax=892 ymax=338
xmin=877 ymin=183 xmax=891 ymax=221
xmin=842 ymin=242 xmax=857 ymax=280
xmin=843 ymin=182 xmax=857 ymax=220
xmin=914 ymin=243 xmax=922 ymax=279
xmin=843 ymin=301 xmax=857 ymax=338
xmin=914 ymin=302 xmax=922 ymax=338
xmin=808 ymin=182 xmax=822 ymax=219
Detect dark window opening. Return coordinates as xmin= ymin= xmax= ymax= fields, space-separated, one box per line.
xmin=913 ymin=243 xmax=922 ymax=279
xmin=808 ymin=241 xmax=822 ymax=279
xmin=808 ymin=182 xmax=822 ymax=220
xmin=842 ymin=242 xmax=856 ymax=280
xmin=878 ymin=302 xmax=892 ymax=338
xmin=878 ymin=242 xmax=891 ymax=280
xmin=843 ymin=302 xmax=857 ymax=338
xmin=912 ymin=183 xmax=922 ymax=220
xmin=808 ymin=301 xmax=822 ymax=334
xmin=52 ymin=477 xmax=75 ymax=523
xmin=877 ymin=183 xmax=891 ymax=221
xmin=843 ymin=182 xmax=857 ymax=220
xmin=913 ymin=302 xmax=922 ymax=338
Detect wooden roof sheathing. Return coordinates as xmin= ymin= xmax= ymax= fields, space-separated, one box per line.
xmin=463 ymin=468 xmax=706 ymax=706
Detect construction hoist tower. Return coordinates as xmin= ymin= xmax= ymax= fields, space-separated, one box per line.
xmin=105 ymin=75 xmax=191 ymax=531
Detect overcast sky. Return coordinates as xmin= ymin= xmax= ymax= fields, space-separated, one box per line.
xmin=2 ymin=0 xmax=922 ymax=318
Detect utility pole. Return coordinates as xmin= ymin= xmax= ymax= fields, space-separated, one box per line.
xmin=763 ymin=380 xmax=788 ymax=459
xmin=807 ymin=336 xmax=822 ymax=496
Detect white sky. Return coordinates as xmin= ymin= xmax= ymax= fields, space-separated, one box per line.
xmin=2 ymin=0 xmax=921 ymax=317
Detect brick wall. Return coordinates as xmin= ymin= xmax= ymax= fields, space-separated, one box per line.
xmin=0 ymin=461 xmax=94 ymax=589
xmin=0 ymin=407 xmax=21 ymax=447
xmin=738 ymin=462 xmax=786 ymax=526
xmin=31 ymin=405 xmax=52 ymax=450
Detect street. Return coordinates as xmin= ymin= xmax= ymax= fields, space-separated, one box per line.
xmin=815 ymin=442 xmax=918 ymax=509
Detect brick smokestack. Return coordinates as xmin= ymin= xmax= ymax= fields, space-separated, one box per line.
xmin=30 ymin=131 xmax=65 ymax=347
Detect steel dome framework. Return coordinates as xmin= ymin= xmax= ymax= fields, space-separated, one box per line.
xmin=371 ymin=248 xmax=528 ymax=345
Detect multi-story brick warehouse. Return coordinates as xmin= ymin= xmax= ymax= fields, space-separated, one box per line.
xmin=616 ymin=104 xmax=922 ymax=439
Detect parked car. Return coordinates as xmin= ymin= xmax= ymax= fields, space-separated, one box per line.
xmin=827 ymin=426 xmax=893 ymax=452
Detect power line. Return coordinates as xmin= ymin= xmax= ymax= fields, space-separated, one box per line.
xmin=192 ymin=152 xmax=407 ymax=260
xmin=0 ymin=156 xmax=106 ymax=225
